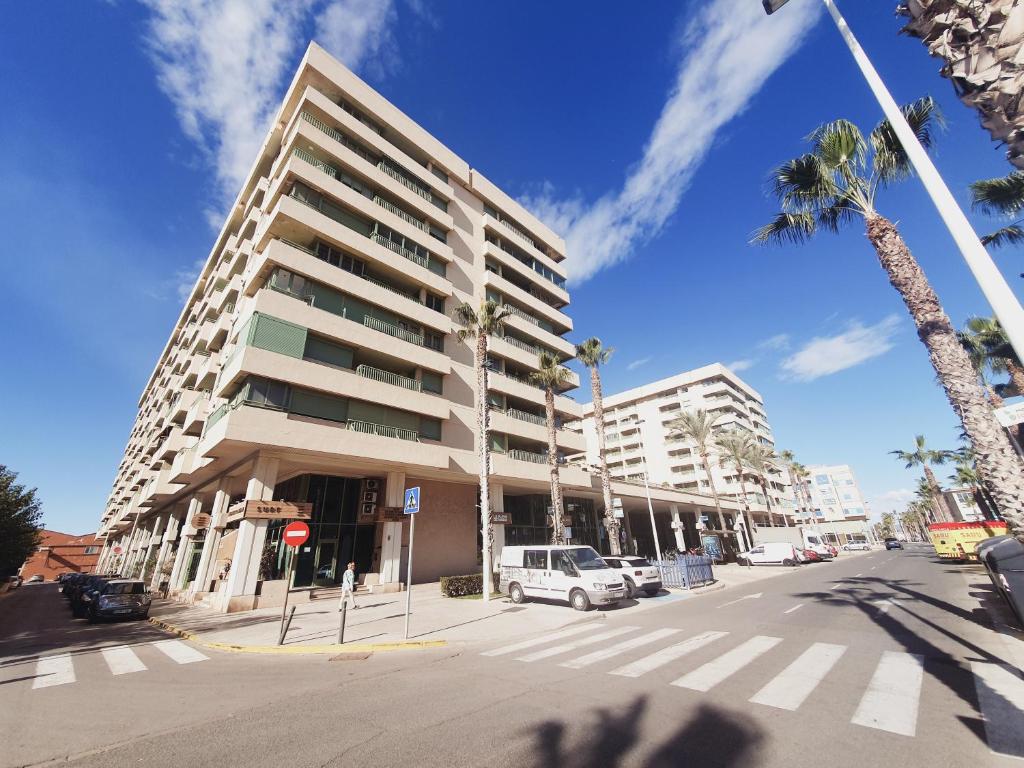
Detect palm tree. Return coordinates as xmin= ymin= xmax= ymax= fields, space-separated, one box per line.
xmin=959 ymin=322 xmax=1010 ymax=408
xmin=791 ymin=462 xmax=814 ymax=524
xmin=454 ymin=299 xmax=510 ymax=602
xmin=950 ymin=448 xmax=1000 ymax=521
xmin=892 ymin=435 xmax=955 ymax=524
xmin=576 ymin=337 xmax=620 ymax=555
xmin=961 ymin=316 xmax=1024 ymax=395
xmin=970 ymin=171 xmax=1024 ymax=250
xmin=715 ymin=430 xmax=755 ymax=547
xmin=530 ymin=351 xmax=571 ymax=545
xmin=778 ymin=449 xmax=803 ymax=527
xmin=746 ymin=442 xmax=784 ymax=528
xmin=666 ymin=409 xmax=726 ymax=537
xmin=753 ymin=100 xmax=1024 ymax=538
xmin=880 ymin=511 xmax=897 ymax=540
xmin=900 ymin=504 xmax=927 ymax=542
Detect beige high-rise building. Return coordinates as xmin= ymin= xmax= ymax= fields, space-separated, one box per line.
xmin=95 ymin=44 xmax=740 ymax=610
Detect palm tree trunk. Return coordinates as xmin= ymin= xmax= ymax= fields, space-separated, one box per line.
xmin=590 ymin=367 xmax=621 ymax=555
xmin=865 ymin=213 xmax=1024 ymax=539
xmin=760 ymin=478 xmax=776 ymax=527
xmin=545 ymin=387 xmax=564 ymax=545
xmin=1007 ymin=360 xmax=1024 ymax=397
xmin=922 ymin=466 xmax=951 ymax=523
xmin=986 ymin=384 xmax=1005 ymax=409
xmin=476 ymin=334 xmax=492 ymax=600
xmin=737 ymin=471 xmax=753 ymax=539
xmin=700 ymin=452 xmax=727 ymax=535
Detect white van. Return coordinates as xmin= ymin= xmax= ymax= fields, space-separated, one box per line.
xmin=802 ymin=532 xmax=835 ymax=560
xmin=499 ymin=545 xmax=626 ymax=611
xmin=737 ymin=542 xmax=801 ymax=567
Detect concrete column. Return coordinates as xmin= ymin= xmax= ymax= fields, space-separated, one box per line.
xmin=385 ymin=471 xmax=406 ymax=508
xmin=168 ymin=497 xmax=201 ymax=592
xmin=380 ymin=522 xmax=402 ymax=584
xmin=623 ymin=510 xmax=635 ymax=555
xmin=190 ymin=480 xmax=231 ymax=598
xmin=669 ymin=505 xmax=686 ymax=552
xmin=139 ymin=515 xmax=164 ymax=582
xmin=223 ymin=456 xmax=278 ymax=611
xmin=151 ymin=513 xmax=181 ymax=590
xmin=123 ymin=523 xmax=144 ymax=576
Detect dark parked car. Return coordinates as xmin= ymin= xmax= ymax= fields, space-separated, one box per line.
xmin=884 ymin=538 xmax=903 ymax=550
xmin=81 ymin=580 xmax=152 ymax=623
xmin=977 ymin=535 xmax=1024 ymax=625
xmin=71 ymin=576 xmax=113 ymax=617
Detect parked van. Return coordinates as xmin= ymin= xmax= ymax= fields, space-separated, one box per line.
xmin=802 ymin=532 xmax=835 ymax=560
xmin=737 ymin=542 xmax=801 ymax=567
xmin=499 ymin=545 xmax=626 ymax=611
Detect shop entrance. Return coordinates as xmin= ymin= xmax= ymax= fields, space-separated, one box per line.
xmin=314 ymin=539 xmax=337 ymax=585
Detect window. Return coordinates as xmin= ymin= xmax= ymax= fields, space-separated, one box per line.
xmin=304 ymin=336 xmax=354 ymax=369
xmin=84 ymin=546 xmax=99 ymax=555
xmin=420 ymin=371 xmax=443 ymax=395
xmin=523 ymin=549 xmax=547 ymax=569
xmin=243 ymin=377 xmax=290 ymax=409
xmin=815 ymin=475 xmax=830 ymax=485
xmin=424 ymin=331 xmax=444 ymax=353
xmin=551 ymin=550 xmax=577 ymax=576
xmin=419 ymin=417 xmax=442 ymax=441
xmin=429 ymin=224 xmax=447 ymax=244
xmin=424 ymin=293 xmax=445 ymax=313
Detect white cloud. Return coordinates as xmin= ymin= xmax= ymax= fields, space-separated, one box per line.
xmin=142 ymin=0 xmax=398 ymax=212
xmin=725 ymin=359 xmax=754 ymax=372
xmin=627 ymin=356 xmax=653 ymax=371
xmin=520 ymin=0 xmax=821 ymax=284
xmin=757 ymin=333 xmax=791 ymax=351
xmin=780 ymin=315 xmax=902 ymax=382
xmin=175 ymin=258 xmax=205 ymax=301
xmin=866 ymin=488 xmax=915 ymax=520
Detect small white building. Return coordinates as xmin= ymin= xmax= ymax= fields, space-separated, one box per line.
xmin=800 ymin=464 xmax=872 ymax=545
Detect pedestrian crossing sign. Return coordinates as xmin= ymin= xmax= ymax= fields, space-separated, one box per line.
xmin=404 ymin=487 xmax=420 ymax=515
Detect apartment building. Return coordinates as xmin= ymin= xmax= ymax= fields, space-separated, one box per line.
xmin=798 ymin=463 xmax=871 ymax=544
xmin=574 ymin=364 xmax=795 ymax=547
xmin=94 ymin=44 xmax=734 ymax=611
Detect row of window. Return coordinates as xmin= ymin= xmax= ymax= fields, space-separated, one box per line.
xmin=485 ymin=231 xmax=566 ymax=290
xmin=314 ymin=241 xmax=445 ymax=313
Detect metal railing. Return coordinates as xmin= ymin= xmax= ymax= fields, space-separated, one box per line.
xmin=498 ymin=215 xmax=538 ymax=251
xmin=501 ymin=334 xmax=539 ymax=355
xmin=300 ymin=111 xmax=348 ymax=148
xmin=371 ymin=232 xmax=429 ymax=270
xmin=373 ymin=195 xmax=428 ymax=232
xmin=362 ymin=314 xmax=424 ymax=346
xmin=377 ymin=157 xmax=433 ymax=201
xmin=356 ymin=364 xmax=421 ymax=392
xmin=508 ymin=448 xmax=548 ymax=464
xmin=347 ymin=420 xmax=418 ymax=442
xmin=503 ymin=303 xmax=540 ymax=326
xmin=361 ymin=273 xmax=419 ymax=302
xmin=506 ymin=408 xmax=547 ymax=427
xmin=292 ymin=147 xmax=339 ymax=180
xmin=655 ymin=555 xmax=715 ymax=590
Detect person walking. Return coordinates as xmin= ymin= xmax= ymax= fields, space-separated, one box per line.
xmin=339 ymin=561 xmax=357 ymax=611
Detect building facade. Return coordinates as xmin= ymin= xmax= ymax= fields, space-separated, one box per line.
xmin=799 ymin=463 xmax=872 ymax=544
xmin=94 ymin=44 xmax=737 ymax=611
xmin=19 ymin=531 xmax=101 ymax=582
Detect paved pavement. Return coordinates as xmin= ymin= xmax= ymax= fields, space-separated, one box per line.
xmin=3 ymin=545 xmax=1024 ymax=767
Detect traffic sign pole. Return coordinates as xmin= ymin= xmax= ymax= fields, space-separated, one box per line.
xmin=403 ymin=487 xmax=420 ymax=640
xmin=277 ymin=521 xmax=310 ymax=646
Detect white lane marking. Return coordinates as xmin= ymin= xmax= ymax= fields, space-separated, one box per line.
xmin=717 ymin=593 xmax=762 ymax=609
xmin=784 ymin=604 xmax=804 ymax=615
xmin=830 ymin=584 xmax=845 ymax=590
xmin=32 ymin=654 xmax=76 ymax=689
xmin=855 ymin=573 xmax=863 ymax=577
xmin=749 ymin=642 xmax=846 ymax=710
xmin=872 ymin=599 xmax=894 ymax=614
xmin=516 ymin=626 xmax=639 ymax=663
xmin=971 ymin=661 xmax=1024 ymax=758
xmin=560 ymin=628 xmax=681 ymax=669
xmin=610 ymin=631 xmax=727 ymax=678
xmin=851 ymin=651 xmax=924 ymax=736
xmin=481 ymin=623 xmax=603 ymax=657
xmin=671 ymin=636 xmax=782 ymax=692
xmin=870 ymin=566 xmax=877 ymax=571
xmin=101 ymin=645 xmax=147 ymax=675
xmin=152 ymin=639 xmax=209 ymax=665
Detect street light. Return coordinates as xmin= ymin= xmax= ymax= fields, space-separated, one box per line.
xmin=764 ymin=0 xmax=1024 ymax=361
xmin=634 ymin=420 xmax=666 ymax=578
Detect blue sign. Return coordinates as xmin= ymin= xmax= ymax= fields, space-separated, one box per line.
xmin=702 ymin=534 xmax=723 ymax=562
xmin=404 ymin=487 xmax=420 ymax=515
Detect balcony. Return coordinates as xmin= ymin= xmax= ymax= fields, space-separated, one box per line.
xmin=371 ymin=231 xmax=429 ymax=270
xmin=508 ymin=448 xmax=548 ymax=464
xmin=506 ymin=407 xmax=546 ymax=427
xmin=356 ymin=364 xmax=421 ymax=392
xmin=363 ymin=314 xmax=424 ymax=346
xmin=347 ymin=419 xmax=418 ymax=442
xmin=373 ymin=195 xmax=428 ymax=233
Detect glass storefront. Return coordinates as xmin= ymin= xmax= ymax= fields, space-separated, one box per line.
xmin=268 ymin=474 xmax=377 ymax=588
xmin=504 ymin=495 xmax=604 ymax=553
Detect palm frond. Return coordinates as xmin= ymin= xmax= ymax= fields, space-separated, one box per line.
xmin=770 ymin=154 xmax=837 ymax=209
xmin=870 ymin=96 xmax=944 ymax=183
xmin=981 ymin=224 xmax=1024 ymax=248
xmin=807 ymin=119 xmax=866 ymax=172
xmin=750 ymin=211 xmax=817 ymax=246
xmin=971 ymin=171 xmax=1024 ymax=216
xmin=530 ymin=351 xmax=571 ymax=389
xmin=817 ymin=193 xmax=862 ymax=233
xmin=576 ymin=337 xmax=613 ymax=368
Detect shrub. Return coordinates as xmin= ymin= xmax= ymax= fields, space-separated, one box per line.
xmin=440 ymin=573 xmax=483 ymax=597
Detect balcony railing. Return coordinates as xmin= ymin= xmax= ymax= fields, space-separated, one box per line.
xmin=348 ymin=420 xmax=418 ymax=442
xmin=503 ymin=303 xmax=540 ymax=326
xmin=506 ymin=407 xmax=547 ymax=427
xmin=356 ymin=364 xmax=421 ymax=392
xmin=377 ymin=156 xmax=433 ymax=201
xmin=507 ymin=448 xmax=548 ymax=464
xmin=371 ymin=232 xmax=429 ymax=270
xmin=362 ymin=273 xmax=419 ymax=302
xmin=363 ymin=314 xmax=424 ymax=346
xmin=498 ymin=215 xmax=538 ymax=251
xmin=501 ymin=334 xmax=539 ymax=355
xmin=373 ymin=195 xmax=427 ymax=232
xmin=292 ymin=147 xmax=340 ymax=180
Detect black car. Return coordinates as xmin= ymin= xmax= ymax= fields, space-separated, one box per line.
xmin=71 ymin=576 xmax=113 ymax=617
xmin=82 ymin=580 xmax=152 ymax=623
xmin=884 ymin=538 xmax=903 ymax=550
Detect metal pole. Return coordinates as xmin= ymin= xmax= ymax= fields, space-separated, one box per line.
xmin=403 ymin=513 xmax=415 ymax=640
xmin=277 ymin=552 xmax=294 ymax=646
xmin=822 ymin=0 xmax=1024 ymax=360
xmin=338 ymin=600 xmax=347 ymax=645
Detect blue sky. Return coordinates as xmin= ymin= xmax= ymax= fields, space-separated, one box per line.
xmin=2 ymin=0 xmax=1020 ymax=534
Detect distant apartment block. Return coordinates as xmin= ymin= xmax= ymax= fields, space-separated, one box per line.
xmin=799 ymin=463 xmax=871 ymax=544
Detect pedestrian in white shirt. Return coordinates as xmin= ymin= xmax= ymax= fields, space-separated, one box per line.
xmin=339 ymin=561 xmax=357 ymax=611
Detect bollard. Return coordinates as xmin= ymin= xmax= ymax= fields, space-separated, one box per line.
xmin=278 ymin=605 xmax=296 ymax=646
xmin=338 ymin=601 xmax=347 ymax=645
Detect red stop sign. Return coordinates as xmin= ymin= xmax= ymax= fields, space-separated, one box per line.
xmin=283 ymin=521 xmax=310 ymax=548
xmin=113 ymin=546 xmax=123 ymax=554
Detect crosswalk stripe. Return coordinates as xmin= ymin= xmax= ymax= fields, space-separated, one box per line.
xmin=152 ymin=639 xmax=209 ymax=665
xmin=559 ymin=628 xmax=681 ymax=670
xmin=609 ymin=631 xmax=728 ymax=679
xmin=481 ymin=623 xmax=603 ymax=657
xmin=971 ymin=661 xmax=1024 ymax=758
xmin=516 ymin=626 xmax=639 ymax=663
xmin=749 ymin=642 xmax=846 ymax=710
xmin=851 ymin=651 xmax=924 ymax=736
xmin=101 ymin=645 xmax=147 ymax=675
xmin=783 ymin=604 xmax=804 ymax=615
xmin=32 ymin=654 xmax=75 ymax=689
xmin=671 ymin=636 xmax=782 ymax=692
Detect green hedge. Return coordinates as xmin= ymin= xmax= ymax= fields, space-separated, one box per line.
xmin=440 ymin=573 xmax=483 ymax=597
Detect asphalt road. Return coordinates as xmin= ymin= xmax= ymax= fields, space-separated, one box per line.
xmin=3 ymin=545 xmax=1023 ymax=768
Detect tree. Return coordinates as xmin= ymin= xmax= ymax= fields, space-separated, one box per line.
xmin=454 ymin=300 xmax=510 ymax=602
xmin=900 ymin=504 xmax=927 ymax=541
xmin=753 ymin=100 xmax=1024 ymax=539
xmin=666 ymin=409 xmax=726 ymax=536
xmin=960 ymin=316 xmax=1024 ymax=395
xmin=970 ymin=171 xmax=1024 ymax=251
xmin=950 ymin=448 xmax=1000 ymax=521
xmin=880 ymin=511 xmax=897 ymax=540
xmin=779 ymin=450 xmax=805 ymax=525
xmin=530 ymin=351 xmax=571 ymax=545
xmin=576 ymin=337 xmax=620 ymax=555
xmin=746 ymin=442 xmax=785 ymax=528
xmin=959 ymin=320 xmax=1010 ymax=407
xmin=715 ymin=430 xmax=755 ymax=546
xmin=0 ymin=465 xmax=43 ymax=578
xmin=892 ymin=435 xmax=955 ymax=523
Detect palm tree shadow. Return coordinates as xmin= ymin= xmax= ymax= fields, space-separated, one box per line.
xmin=527 ymin=696 xmax=763 ymax=768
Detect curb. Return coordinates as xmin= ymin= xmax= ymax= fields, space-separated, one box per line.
xmin=148 ymin=616 xmax=447 ymax=655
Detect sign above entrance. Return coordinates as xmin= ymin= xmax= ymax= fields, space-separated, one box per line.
xmin=283 ymin=521 xmax=310 ymax=549
xmin=491 ymin=512 xmax=510 ymax=525
xmin=404 ymin=487 xmax=420 ymax=515
xmin=225 ymin=500 xmax=313 ymax=525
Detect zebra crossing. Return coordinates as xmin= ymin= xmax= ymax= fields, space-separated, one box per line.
xmin=26 ymin=640 xmax=209 ymax=690
xmin=481 ymin=623 xmax=1024 ymax=745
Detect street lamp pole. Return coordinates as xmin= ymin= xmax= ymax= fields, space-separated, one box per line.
xmin=636 ymin=421 xmax=665 ymax=578
xmin=764 ymin=0 xmax=1024 ymax=361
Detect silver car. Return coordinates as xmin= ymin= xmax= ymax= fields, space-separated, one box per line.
xmin=602 ymin=556 xmax=663 ymax=597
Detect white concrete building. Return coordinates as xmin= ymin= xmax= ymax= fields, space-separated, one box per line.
xmin=799 ymin=463 xmax=872 ymax=544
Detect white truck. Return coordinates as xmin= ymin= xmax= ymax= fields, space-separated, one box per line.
xmin=747 ymin=526 xmax=835 ymax=560
xmin=499 ymin=545 xmax=626 ymax=611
